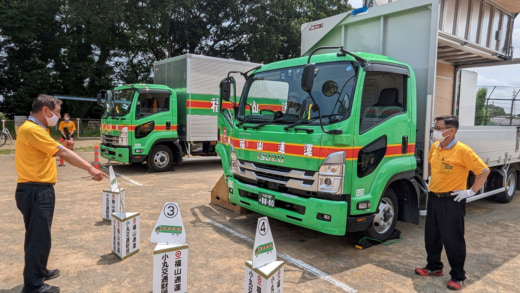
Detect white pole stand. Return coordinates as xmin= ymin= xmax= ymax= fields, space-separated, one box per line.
xmin=102 ymin=188 xmax=125 ymax=221
xmin=111 ymin=212 xmax=140 ymax=260
xmin=244 ymin=260 xmax=285 ymax=293
xmin=153 ymin=243 xmax=189 ymax=293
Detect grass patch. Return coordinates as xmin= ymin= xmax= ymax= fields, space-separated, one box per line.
xmin=74 ymin=146 xmax=96 ymax=152
xmin=0 ymin=149 xmax=14 ymax=155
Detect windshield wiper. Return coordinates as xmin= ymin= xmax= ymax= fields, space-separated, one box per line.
xmin=236 ymin=116 xmax=265 ymax=127
xmin=244 ymin=117 xmax=287 ymax=130
xmin=284 ymin=117 xmax=318 ymax=131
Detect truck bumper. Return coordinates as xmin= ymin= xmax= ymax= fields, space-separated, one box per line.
xmin=228 ymin=177 xmax=348 ymax=236
xmin=100 ymin=145 xmax=130 ymax=163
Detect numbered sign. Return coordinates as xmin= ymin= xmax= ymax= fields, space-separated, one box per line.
xmin=244 ymin=260 xmax=284 ymax=293
xmin=252 ymin=217 xmax=277 ymax=269
xmin=111 ymin=212 xmax=140 ymax=260
xmin=102 ymin=188 xmax=125 ymax=221
xmin=153 ymin=243 xmax=189 ymax=293
xmin=151 ymin=202 xmax=186 ymax=244
xmin=108 ymin=165 xmax=120 ymax=192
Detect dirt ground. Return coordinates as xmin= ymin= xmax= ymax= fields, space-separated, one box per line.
xmin=1 ymin=139 xmax=520 ymax=293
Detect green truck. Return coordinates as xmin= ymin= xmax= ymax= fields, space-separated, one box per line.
xmin=217 ymin=0 xmax=520 ymax=240
xmin=99 ymin=54 xmax=258 ymax=171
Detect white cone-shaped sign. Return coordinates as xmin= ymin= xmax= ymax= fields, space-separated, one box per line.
xmin=151 ymin=202 xmax=186 ymax=244
xmin=109 ymin=165 xmax=119 ymax=192
xmin=252 ymin=217 xmax=277 ymax=269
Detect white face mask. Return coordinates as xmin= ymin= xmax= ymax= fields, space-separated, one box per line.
xmin=432 ymin=129 xmax=449 ymax=142
xmin=46 ymin=110 xmax=60 ymax=127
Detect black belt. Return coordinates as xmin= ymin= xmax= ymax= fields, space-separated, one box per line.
xmin=19 ymin=182 xmax=56 ymax=186
xmin=431 ymin=192 xmax=453 ymax=198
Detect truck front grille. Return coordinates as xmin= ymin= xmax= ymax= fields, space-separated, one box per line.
xmin=234 ymin=160 xmax=318 ymax=196
xmin=102 ymin=134 xmax=119 ymax=147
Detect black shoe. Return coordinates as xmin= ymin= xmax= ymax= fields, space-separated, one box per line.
xmin=45 ymin=269 xmax=60 ymax=280
xmin=22 ymin=284 xmax=60 ymax=293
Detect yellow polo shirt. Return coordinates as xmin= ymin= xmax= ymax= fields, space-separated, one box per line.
xmin=428 ymin=139 xmax=488 ymax=193
xmin=58 ymin=120 xmax=76 ymax=132
xmin=15 ymin=118 xmax=63 ymax=183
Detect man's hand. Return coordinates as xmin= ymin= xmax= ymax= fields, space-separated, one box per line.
xmin=89 ymin=166 xmax=109 ymax=181
xmin=451 ymin=189 xmax=476 ymax=202
xmin=64 ymin=138 xmax=74 ymax=149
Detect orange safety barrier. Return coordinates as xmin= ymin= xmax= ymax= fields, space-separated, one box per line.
xmin=93 ymin=145 xmax=100 ymax=169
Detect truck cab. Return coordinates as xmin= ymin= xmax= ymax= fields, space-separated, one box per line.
xmin=218 ymin=50 xmax=418 ymax=240
xmin=100 ymin=84 xmax=183 ymax=172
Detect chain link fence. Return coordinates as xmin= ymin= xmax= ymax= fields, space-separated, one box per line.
xmin=474 ymin=86 xmax=520 ymax=126
xmin=1 ymin=118 xmax=101 ymax=140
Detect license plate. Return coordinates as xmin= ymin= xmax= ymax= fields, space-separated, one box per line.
xmin=258 ymin=193 xmax=275 ymax=208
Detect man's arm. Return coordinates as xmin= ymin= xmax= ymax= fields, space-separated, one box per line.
xmin=471 ymin=170 xmax=489 ymax=193
xmin=56 ymin=147 xmax=108 ymax=181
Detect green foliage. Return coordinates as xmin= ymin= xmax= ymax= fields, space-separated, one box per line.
xmin=475 ymin=87 xmax=508 ymax=125
xmin=475 ymin=88 xmax=487 ymax=125
xmin=0 ymin=0 xmax=353 ymax=117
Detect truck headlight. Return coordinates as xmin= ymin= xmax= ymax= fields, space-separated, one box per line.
xmin=230 ymin=144 xmax=238 ymax=173
xmin=118 ymin=127 xmax=128 ymax=146
xmin=318 ymin=151 xmax=345 ymax=194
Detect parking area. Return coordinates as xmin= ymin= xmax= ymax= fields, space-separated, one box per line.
xmin=1 ymin=139 xmax=520 ymax=293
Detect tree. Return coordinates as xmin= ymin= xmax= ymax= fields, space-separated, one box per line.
xmin=0 ymin=0 xmax=63 ymax=115
xmin=475 ymin=87 xmax=487 ymax=125
xmin=0 ymin=0 xmax=354 ymax=117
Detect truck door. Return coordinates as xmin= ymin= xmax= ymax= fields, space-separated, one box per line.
xmin=352 ymin=64 xmax=414 ymax=214
xmin=216 ymin=80 xmax=236 ymax=177
xmin=133 ymin=90 xmax=175 ymax=152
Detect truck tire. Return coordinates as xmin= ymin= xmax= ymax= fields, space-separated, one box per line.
xmin=147 ymin=145 xmax=173 ymax=172
xmin=363 ymin=187 xmax=399 ymax=241
xmin=495 ymin=168 xmax=517 ymax=203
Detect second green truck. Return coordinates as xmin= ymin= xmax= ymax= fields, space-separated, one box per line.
xmin=98 ymin=54 xmax=258 ymax=171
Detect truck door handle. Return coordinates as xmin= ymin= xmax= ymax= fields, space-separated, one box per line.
xmin=166 ymin=122 xmax=171 ymax=130
xmin=402 ymin=135 xmax=408 ymax=154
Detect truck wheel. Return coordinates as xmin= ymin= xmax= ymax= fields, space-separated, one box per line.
xmin=363 ymin=187 xmax=398 ymax=241
xmin=495 ymin=168 xmax=517 ymax=203
xmin=147 ymin=145 xmax=173 ymax=172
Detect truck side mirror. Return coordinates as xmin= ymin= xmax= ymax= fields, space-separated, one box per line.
xmin=96 ymin=93 xmax=103 ymax=105
xmin=301 ymin=63 xmax=316 ymax=93
xmin=220 ymin=78 xmax=231 ymax=101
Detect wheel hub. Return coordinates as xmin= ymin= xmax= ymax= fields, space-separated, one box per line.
xmin=154 ymin=151 xmax=169 ymax=168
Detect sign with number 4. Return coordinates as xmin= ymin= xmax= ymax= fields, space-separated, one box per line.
xmin=252 ymin=217 xmax=277 ymax=269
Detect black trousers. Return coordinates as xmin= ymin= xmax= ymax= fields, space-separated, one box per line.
xmin=15 ymin=183 xmax=55 ymax=291
xmin=424 ymin=192 xmax=466 ymax=281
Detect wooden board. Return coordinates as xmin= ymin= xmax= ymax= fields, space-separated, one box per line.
xmin=210 ymin=175 xmax=248 ymax=214
xmin=434 ymin=61 xmax=455 ymax=117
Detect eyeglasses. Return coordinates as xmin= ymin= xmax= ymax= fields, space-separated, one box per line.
xmin=433 ymin=127 xmax=451 ymax=131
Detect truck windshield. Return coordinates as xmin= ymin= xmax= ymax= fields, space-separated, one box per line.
xmin=238 ymin=61 xmax=357 ymax=125
xmin=105 ymin=89 xmax=134 ymax=117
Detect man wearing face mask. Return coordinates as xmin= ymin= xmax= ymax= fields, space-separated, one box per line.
xmin=15 ymin=94 xmax=109 ymax=293
xmin=415 ymin=115 xmax=489 ymax=291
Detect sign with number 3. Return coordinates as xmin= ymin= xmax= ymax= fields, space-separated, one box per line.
xmin=151 ymin=202 xmax=186 ymax=244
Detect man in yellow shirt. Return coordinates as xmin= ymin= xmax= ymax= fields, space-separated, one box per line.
xmin=15 ymin=94 xmax=108 ymax=293
xmin=415 ymin=115 xmax=489 ymax=291
xmin=57 ymin=113 xmax=76 ymax=166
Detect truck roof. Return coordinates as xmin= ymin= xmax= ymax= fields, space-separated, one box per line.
xmin=253 ymin=51 xmax=406 ymax=74
xmin=115 ymin=84 xmax=173 ymax=91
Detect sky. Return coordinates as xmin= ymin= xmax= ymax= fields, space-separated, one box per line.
xmin=348 ymin=0 xmax=520 ymax=114
xmin=349 ymin=0 xmax=520 ymax=88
